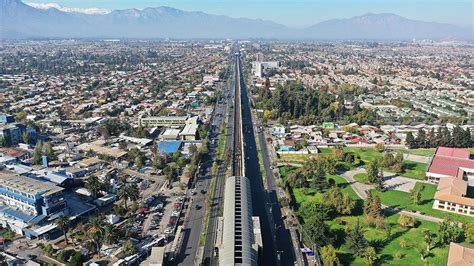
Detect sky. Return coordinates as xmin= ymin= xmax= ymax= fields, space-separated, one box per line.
xmin=26 ymin=0 xmax=473 ymax=28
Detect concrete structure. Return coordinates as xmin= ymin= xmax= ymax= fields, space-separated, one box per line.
xmin=0 ymin=172 xmax=66 ymax=217
xmin=179 ymin=123 xmax=198 ymax=140
xmin=140 ymin=116 xmax=188 ymax=127
xmin=219 ymin=176 xmax=259 ymax=266
xmin=432 ymin=176 xmax=474 ymax=216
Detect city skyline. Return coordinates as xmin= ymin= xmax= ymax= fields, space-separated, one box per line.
xmin=25 ymin=0 xmax=474 ymax=28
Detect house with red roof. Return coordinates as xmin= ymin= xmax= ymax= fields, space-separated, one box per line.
xmin=428 ymin=147 xmax=474 ymax=217
xmin=426 ymin=147 xmax=474 ymax=184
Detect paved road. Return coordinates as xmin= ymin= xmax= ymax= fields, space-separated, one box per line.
xmin=202 ymin=59 xmax=236 ymax=265
xmin=239 ymin=58 xmax=281 ymax=265
xmin=176 ymin=66 xmax=233 ymax=265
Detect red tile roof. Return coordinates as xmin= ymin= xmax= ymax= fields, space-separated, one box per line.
xmin=428 ymin=147 xmax=474 ymax=177
xmin=436 ymin=147 xmax=470 ymax=159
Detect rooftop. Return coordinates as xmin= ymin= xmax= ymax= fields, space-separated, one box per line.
xmin=0 ymin=172 xmax=63 ymax=197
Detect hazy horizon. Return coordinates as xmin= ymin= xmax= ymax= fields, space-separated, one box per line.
xmin=24 ymin=0 xmax=474 ymax=28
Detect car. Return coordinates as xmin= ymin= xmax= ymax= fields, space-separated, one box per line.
xmin=201 ymin=189 xmax=207 ymax=194
xmin=164 ymin=228 xmax=173 ymax=234
xmin=191 ymin=190 xmax=197 ymax=195
xmin=172 ymin=210 xmax=181 ymax=216
xmin=195 ymin=204 xmax=201 ymax=210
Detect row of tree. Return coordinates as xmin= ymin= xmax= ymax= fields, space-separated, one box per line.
xmin=406 ymin=126 xmax=473 ymax=149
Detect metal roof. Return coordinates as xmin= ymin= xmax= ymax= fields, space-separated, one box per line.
xmin=220 ymin=176 xmax=257 ymax=266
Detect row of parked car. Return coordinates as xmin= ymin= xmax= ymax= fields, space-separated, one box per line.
xmin=164 ymin=197 xmax=185 ymax=234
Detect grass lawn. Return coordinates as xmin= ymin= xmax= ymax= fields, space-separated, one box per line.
xmin=328 ymin=213 xmax=450 ymax=265
xmin=400 ymin=148 xmax=436 ymax=157
xmin=344 ymin=147 xmax=384 ymax=164
xmin=353 ymin=173 xmax=369 ymax=184
xmin=400 ymin=160 xmax=427 ymax=180
xmin=371 ymin=182 xmax=473 ymax=224
xmin=278 ymin=148 xmax=333 ymax=162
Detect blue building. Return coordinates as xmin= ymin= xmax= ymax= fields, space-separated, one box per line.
xmin=0 ymin=173 xmax=67 ymax=217
xmin=157 ymin=140 xmax=182 ymax=154
xmin=0 ymin=114 xmax=15 ymax=124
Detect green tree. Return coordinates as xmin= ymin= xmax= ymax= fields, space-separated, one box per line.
xmin=363 ymin=246 xmax=377 ymax=265
xmin=366 ymin=160 xmax=384 ymax=190
xmin=346 ymin=219 xmax=368 ymax=254
xmin=86 ymin=216 xmax=105 ymax=255
xmin=439 ymin=216 xmax=464 ymax=244
xmin=103 ymin=223 xmax=116 ymax=245
xmin=409 ymin=187 xmax=422 ymax=205
xmin=423 ymin=229 xmax=435 ymax=251
xmin=415 ymin=129 xmax=427 ymax=148
xmin=305 ymin=215 xmax=332 ymax=248
xmin=122 ymin=240 xmax=138 ymax=256
xmin=55 ymin=215 xmax=70 ymax=244
xmin=465 ymin=223 xmax=474 ymax=243
xmin=320 ymin=244 xmax=339 ymax=266
xmin=398 ymin=214 xmax=416 ymax=228
xmin=405 ymin=132 xmax=416 ymax=148
xmin=85 ymin=175 xmax=102 ymax=198
xmin=22 ymin=132 xmax=31 ymax=144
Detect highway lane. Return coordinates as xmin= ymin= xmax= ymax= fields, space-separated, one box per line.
xmin=176 ymin=65 xmax=234 ymax=266
xmin=202 ymin=60 xmax=236 ymax=265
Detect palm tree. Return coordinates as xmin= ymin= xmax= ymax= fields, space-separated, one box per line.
xmin=55 ymin=215 xmax=71 ymax=244
xmin=117 ymin=186 xmax=129 ymax=210
xmin=85 ymin=175 xmax=102 ymax=198
xmin=103 ymin=223 xmax=116 ymax=245
xmin=86 ymin=216 xmax=105 ymax=256
xmin=126 ymin=183 xmax=140 ymax=203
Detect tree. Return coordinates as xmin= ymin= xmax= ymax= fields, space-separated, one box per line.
xmin=409 ymin=187 xmax=422 ymax=205
xmin=55 ymin=215 xmax=70 ymax=244
xmin=325 ymin=186 xmax=355 ymax=215
xmin=416 ymin=129 xmax=426 ymax=148
xmin=399 ymin=238 xmax=407 ymax=248
xmin=346 ymin=219 xmax=368 ymax=254
xmin=117 ymin=186 xmax=129 ymax=210
xmin=398 ymin=214 xmax=416 ymax=228
xmin=366 ymin=160 xmax=384 ymax=190
xmin=22 ymin=132 xmax=31 ymax=144
xmin=374 ymin=142 xmax=385 ymax=153
xmin=122 ymin=240 xmax=138 ymax=256
xmin=423 ymin=229 xmax=435 ymax=251
xmin=320 ymin=244 xmax=339 ymax=266
xmin=405 ymin=132 xmax=416 ymax=148
xmin=103 ymin=223 xmax=116 ymax=245
xmin=364 ymin=193 xmax=383 ymax=223
xmin=85 ymin=175 xmax=102 ymax=198
xmin=439 ymin=216 xmax=464 ymax=244
xmin=126 ymin=183 xmax=140 ymax=203
xmin=419 ymin=247 xmax=428 ymax=261
xmin=86 ymin=216 xmax=105 ymax=255
xmin=302 ymin=159 xmax=327 ymax=191
xmin=42 ymin=142 xmax=56 ymax=160
xmin=465 ymin=223 xmax=474 ymax=243
xmin=363 ymin=246 xmax=377 ymax=265
xmin=305 ymin=215 xmax=332 ymax=248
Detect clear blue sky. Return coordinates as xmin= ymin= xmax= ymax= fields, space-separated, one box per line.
xmin=27 ymin=0 xmax=473 ymax=28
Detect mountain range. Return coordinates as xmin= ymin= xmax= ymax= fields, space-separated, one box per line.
xmin=0 ymin=0 xmax=471 ymax=40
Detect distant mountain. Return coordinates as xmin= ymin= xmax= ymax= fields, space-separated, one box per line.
xmin=305 ymin=13 xmax=469 ymax=40
xmin=0 ymin=0 xmax=471 ymax=40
